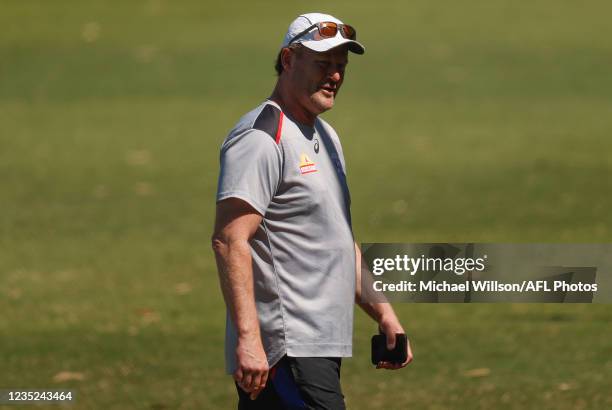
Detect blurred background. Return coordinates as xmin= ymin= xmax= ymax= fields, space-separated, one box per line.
xmin=1 ymin=0 xmax=611 ymax=408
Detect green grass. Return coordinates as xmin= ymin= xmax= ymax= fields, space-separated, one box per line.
xmin=1 ymin=1 xmax=611 ymax=409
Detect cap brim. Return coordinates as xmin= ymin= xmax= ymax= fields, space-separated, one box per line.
xmin=301 ymin=37 xmax=365 ymax=55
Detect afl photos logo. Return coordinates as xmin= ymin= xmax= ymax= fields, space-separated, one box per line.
xmin=299 ymin=154 xmax=317 ymax=175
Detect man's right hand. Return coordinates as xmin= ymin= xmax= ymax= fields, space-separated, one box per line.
xmin=234 ymin=337 xmax=269 ymax=400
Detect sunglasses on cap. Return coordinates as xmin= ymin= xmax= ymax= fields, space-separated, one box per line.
xmin=288 ymin=21 xmax=357 ymax=45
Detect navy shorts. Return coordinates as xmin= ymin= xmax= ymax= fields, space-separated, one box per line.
xmin=235 ymin=356 xmax=345 ymax=410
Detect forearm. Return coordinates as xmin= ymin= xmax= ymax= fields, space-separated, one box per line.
xmin=358 ymin=298 xmax=400 ymax=324
xmin=213 ymin=238 xmax=261 ymax=339
xmin=354 ymin=242 xmax=403 ymax=328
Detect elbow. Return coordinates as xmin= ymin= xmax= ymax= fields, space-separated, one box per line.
xmin=211 ymin=228 xmax=251 ymax=257
xmin=211 ymin=232 xmax=228 ymax=256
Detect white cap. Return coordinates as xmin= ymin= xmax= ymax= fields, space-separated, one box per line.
xmin=281 ymin=13 xmax=365 ymax=55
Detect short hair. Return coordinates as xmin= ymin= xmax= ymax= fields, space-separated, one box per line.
xmin=274 ymin=44 xmax=304 ymax=76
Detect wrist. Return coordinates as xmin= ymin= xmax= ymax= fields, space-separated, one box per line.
xmin=236 ymin=324 xmax=262 ymax=341
xmin=378 ymin=312 xmax=403 ymax=333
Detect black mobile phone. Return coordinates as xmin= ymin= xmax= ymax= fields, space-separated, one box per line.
xmin=371 ymin=333 xmax=407 ymax=365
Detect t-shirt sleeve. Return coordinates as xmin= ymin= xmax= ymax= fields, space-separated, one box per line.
xmin=216 ymin=129 xmax=282 ymax=215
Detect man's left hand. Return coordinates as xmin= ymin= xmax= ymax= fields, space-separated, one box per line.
xmin=376 ymin=317 xmax=414 ymax=370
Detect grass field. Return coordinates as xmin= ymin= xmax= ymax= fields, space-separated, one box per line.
xmin=1 ymin=1 xmax=611 ymax=409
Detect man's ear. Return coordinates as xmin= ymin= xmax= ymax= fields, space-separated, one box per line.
xmin=281 ymin=47 xmax=294 ymax=72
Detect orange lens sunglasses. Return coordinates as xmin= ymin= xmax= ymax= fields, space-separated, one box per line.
xmin=288 ymin=22 xmax=356 ymax=45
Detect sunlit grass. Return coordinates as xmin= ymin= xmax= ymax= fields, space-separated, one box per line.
xmin=1 ymin=1 xmax=611 ymax=408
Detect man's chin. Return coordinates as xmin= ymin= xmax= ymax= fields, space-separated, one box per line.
xmin=311 ymin=93 xmax=335 ymax=113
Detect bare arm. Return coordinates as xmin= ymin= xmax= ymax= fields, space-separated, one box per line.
xmin=211 ymin=198 xmax=268 ymax=398
xmin=355 ymin=242 xmax=414 ymax=369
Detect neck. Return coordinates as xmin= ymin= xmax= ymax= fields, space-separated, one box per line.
xmin=270 ymin=80 xmax=316 ymax=127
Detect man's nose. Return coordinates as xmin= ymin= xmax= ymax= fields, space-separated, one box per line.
xmin=328 ymin=68 xmax=342 ymax=83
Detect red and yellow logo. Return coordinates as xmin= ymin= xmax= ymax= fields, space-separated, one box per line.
xmin=299 ymin=154 xmax=317 ymax=174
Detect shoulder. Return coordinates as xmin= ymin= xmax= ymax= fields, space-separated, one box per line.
xmin=315 ymin=117 xmax=344 ymax=152
xmin=315 ymin=117 xmax=337 ymax=133
xmin=315 ymin=117 xmax=341 ymax=142
xmin=252 ymin=103 xmax=284 ymax=144
xmin=225 ymin=101 xmax=284 ymax=147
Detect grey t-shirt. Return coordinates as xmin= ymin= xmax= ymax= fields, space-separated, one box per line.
xmin=216 ymin=100 xmax=356 ymax=374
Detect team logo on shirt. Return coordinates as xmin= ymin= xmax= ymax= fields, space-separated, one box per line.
xmin=299 ymin=154 xmax=317 ymax=174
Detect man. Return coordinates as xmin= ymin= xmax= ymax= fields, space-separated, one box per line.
xmin=212 ymin=12 xmax=413 ymax=409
